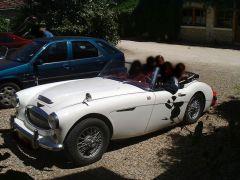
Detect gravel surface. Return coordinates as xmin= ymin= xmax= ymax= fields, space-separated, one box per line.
xmin=0 ymin=41 xmax=240 ymax=179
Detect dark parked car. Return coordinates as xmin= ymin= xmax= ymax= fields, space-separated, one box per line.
xmin=0 ymin=33 xmax=32 ymax=49
xmin=0 ymin=37 xmax=125 ymax=108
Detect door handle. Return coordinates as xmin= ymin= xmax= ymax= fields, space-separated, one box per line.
xmin=178 ymin=93 xmax=186 ymax=97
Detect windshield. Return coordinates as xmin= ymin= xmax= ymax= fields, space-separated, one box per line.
xmin=98 ymin=61 xmax=159 ymax=91
xmin=8 ymin=41 xmax=45 ymax=63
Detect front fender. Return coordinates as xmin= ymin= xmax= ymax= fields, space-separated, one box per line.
xmin=181 ymin=81 xmax=213 ymax=112
xmin=55 ymin=102 xmax=113 ymax=144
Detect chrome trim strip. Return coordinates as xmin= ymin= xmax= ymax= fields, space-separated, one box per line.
xmin=116 ymin=107 xmax=136 ymax=112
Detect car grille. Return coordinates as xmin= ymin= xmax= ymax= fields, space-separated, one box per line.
xmin=26 ymin=106 xmax=50 ymax=130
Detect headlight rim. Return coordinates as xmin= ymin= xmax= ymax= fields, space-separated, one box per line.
xmin=48 ymin=112 xmax=59 ymax=130
xmin=12 ymin=94 xmax=20 ymax=108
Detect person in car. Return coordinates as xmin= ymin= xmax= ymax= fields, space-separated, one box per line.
xmin=155 ymin=55 xmax=165 ymax=68
xmin=174 ymin=63 xmax=187 ymax=81
xmin=143 ymin=56 xmax=156 ymax=76
xmin=157 ymin=62 xmax=179 ymax=94
xmin=129 ymin=60 xmax=146 ymax=83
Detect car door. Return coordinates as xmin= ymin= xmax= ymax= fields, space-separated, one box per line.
xmin=34 ymin=41 xmax=71 ymax=85
xmin=109 ymin=92 xmax=155 ymax=139
xmin=68 ymin=41 xmax=107 ymax=79
xmin=146 ymin=89 xmax=188 ymax=133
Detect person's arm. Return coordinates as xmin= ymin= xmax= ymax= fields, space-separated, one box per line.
xmin=161 ymin=77 xmax=179 ymax=94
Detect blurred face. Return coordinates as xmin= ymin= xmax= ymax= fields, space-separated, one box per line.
xmin=164 ymin=66 xmax=172 ymax=77
xmin=156 ymin=57 xmax=164 ymax=65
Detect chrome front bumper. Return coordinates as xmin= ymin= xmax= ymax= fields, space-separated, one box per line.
xmin=10 ymin=116 xmax=63 ymax=151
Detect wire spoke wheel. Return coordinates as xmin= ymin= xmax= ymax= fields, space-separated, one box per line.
xmin=188 ymin=99 xmax=201 ymax=120
xmin=77 ymin=127 xmax=103 ymax=158
xmin=185 ymin=93 xmax=204 ymax=124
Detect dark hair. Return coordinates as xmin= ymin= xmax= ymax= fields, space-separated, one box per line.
xmin=161 ymin=61 xmax=174 ymax=77
xmin=155 ymin=55 xmax=165 ymax=67
xmin=144 ymin=56 xmax=155 ymax=73
xmin=174 ymin=63 xmax=186 ymax=78
xmin=129 ymin=60 xmax=143 ymax=78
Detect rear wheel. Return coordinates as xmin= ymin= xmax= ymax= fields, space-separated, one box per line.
xmin=64 ymin=118 xmax=110 ymax=166
xmin=0 ymin=83 xmax=20 ymax=108
xmin=184 ymin=93 xmax=205 ymax=124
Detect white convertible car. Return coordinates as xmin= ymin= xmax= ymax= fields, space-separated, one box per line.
xmin=11 ymin=62 xmax=216 ymax=166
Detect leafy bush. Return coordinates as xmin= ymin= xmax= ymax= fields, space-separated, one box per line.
xmin=114 ymin=0 xmax=140 ymax=37
xmin=133 ymin=0 xmax=182 ymax=41
xmin=0 ymin=17 xmax=10 ymax=32
xmin=19 ymin=0 xmax=119 ymax=44
xmin=115 ymin=0 xmax=182 ymax=41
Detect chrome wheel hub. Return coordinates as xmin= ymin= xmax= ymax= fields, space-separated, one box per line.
xmin=77 ymin=127 xmax=103 ymax=158
xmin=188 ymin=99 xmax=201 ymax=120
xmin=0 ymin=86 xmax=16 ymax=106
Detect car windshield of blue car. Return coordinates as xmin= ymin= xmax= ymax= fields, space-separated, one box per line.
xmin=8 ymin=41 xmax=45 ymax=63
xmin=98 ymin=61 xmax=159 ymax=91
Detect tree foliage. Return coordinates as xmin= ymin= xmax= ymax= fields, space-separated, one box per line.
xmin=19 ymin=0 xmax=119 ymax=44
xmin=0 ymin=17 xmax=10 ymax=32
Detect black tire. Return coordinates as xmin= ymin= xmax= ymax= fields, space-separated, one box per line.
xmin=64 ymin=118 xmax=110 ymax=166
xmin=0 ymin=83 xmax=20 ymax=109
xmin=184 ymin=93 xmax=205 ymax=124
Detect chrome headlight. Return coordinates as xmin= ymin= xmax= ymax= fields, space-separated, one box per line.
xmin=48 ymin=113 xmax=59 ymax=129
xmin=12 ymin=94 xmax=20 ymax=108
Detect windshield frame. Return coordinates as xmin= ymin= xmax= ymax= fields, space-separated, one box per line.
xmin=98 ymin=61 xmax=160 ymax=91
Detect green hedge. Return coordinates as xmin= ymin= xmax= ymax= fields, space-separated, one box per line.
xmin=133 ymin=0 xmax=182 ymax=41
xmin=16 ymin=0 xmax=119 ymax=44
xmin=116 ymin=0 xmax=183 ymax=41
xmin=0 ymin=17 xmax=11 ymax=32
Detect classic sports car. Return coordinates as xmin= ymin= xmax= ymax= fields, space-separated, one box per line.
xmin=11 ymin=62 xmax=216 ymax=166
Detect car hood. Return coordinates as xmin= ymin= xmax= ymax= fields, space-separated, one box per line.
xmin=0 ymin=59 xmax=23 ymax=71
xmin=37 ymin=77 xmax=145 ymax=108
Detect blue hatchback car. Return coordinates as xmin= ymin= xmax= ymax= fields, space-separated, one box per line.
xmin=0 ymin=37 xmax=125 ymax=108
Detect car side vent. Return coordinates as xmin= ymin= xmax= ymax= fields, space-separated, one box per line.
xmin=38 ymin=95 xmax=53 ymax=104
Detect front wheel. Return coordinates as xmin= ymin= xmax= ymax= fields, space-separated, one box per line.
xmin=0 ymin=83 xmax=20 ymax=108
xmin=184 ymin=93 xmax=205 ymax=124
xmin=64 ymin=118 xmax=110 ymax=166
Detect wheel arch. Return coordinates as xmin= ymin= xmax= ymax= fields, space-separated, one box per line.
xmin=195 ymin=91 xmax=206 ymax=110
xmin=64 ymin=113 xmax=114 ymax=143
xmin=0 ymin=78 xmax=23 ymax=89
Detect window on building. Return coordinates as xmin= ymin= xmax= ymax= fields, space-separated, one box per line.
xmin=182 ymin=8 xmax=206 ymax=26
xmin=215 ymin=10 xmax=233 ymax=28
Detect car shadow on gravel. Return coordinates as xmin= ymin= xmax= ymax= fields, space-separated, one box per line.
xmin=0 ymin=124 xmax=183 ymax=171
xmin=108 ymin=125 xmax=182 ymax=153
xmin=55 ymin=167 xmax=124 ymax=180
xmin=154 ymin=98 xmax=240 ymax=180
xmin=0 ymin=129 xmax=76 ymax=170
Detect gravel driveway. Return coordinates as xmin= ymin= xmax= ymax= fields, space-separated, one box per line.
xmin=0 ymin=41 xmax=240 ymax=179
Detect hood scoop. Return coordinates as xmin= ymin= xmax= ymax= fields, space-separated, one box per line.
xmin=38 ymin=95 xmax=53 ymax=104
